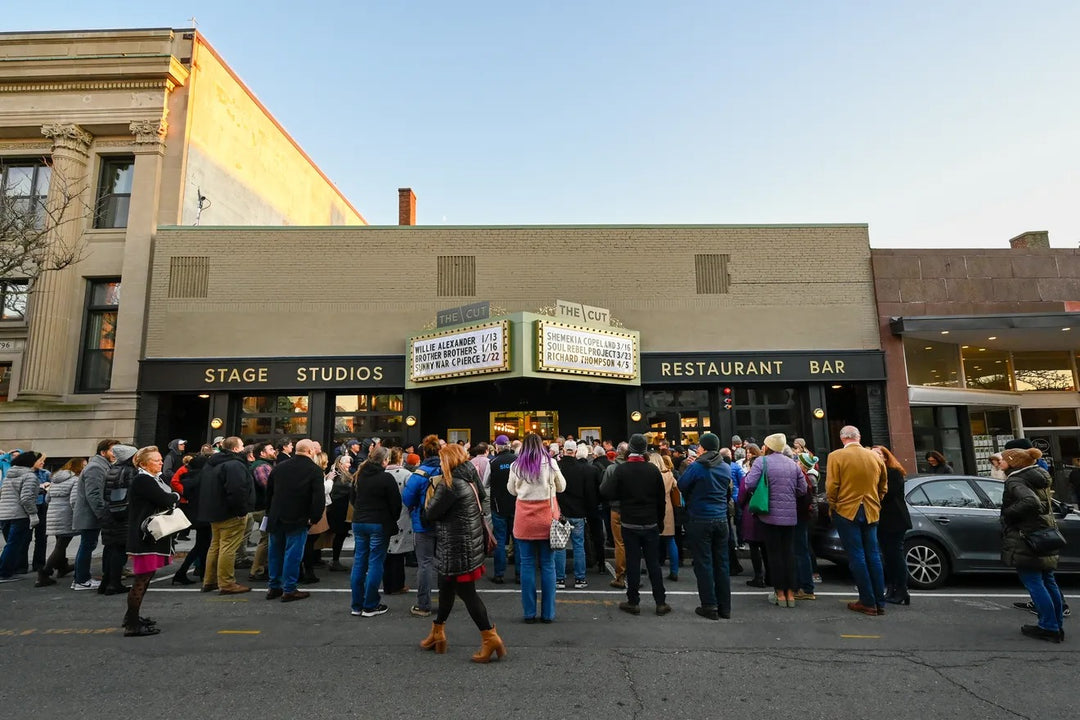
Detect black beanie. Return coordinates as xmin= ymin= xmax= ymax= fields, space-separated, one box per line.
xmin=628 ymin=433 xmax=648 ymax=454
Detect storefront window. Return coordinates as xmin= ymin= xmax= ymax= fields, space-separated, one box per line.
xmin=912 ymin=406 xmax=964 ymax=474
xmin=644 ymin=390 xmax=709 ymax=446
xmin=969 ymin=408 xmax=1015 ymax=475
xmin=1012 ymin=351 xmax=1076 ymax=391
xmin=1020 ymin=408 xmax=1079 ymax=428
xmin=903 ymin=338 xmax=960 ymax=387
xmin=732 ymin=386 xmax=797 ymax=445
xmin=333 ymin=393 xmax=404 ymax=447
xmin=240 ymin=395 xmax=309 ymax=440
xmin=961 ymin=346 xmax=1012 ymax=391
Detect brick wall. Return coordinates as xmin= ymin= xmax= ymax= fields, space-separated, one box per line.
xmin=872 ymin=247 xmax=1080 ymax=472
xmin=146 ymin=224 xmax=881 ymax=358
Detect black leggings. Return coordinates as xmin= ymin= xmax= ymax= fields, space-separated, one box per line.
xmin=435 ymin=576 xmax=491 ymax=631
xmin=332 ymin=528 xmax=348 ymax=564
xmin=101 ymin=543 xmax=127 ymax=589
xmin=763 ymin=525 xmax=796 ymax=593
xmin=749 ymin=541 xmax=770 ymax=584
xmin=176 ymin=524 xmax=211 ymax=578
xmin=123 ymin=571 xmax=154 ymax=629
xmin=42 ymin=535 xmax=74 ymax=576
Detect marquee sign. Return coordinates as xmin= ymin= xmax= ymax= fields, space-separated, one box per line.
xmin=535 ymin=320 xmax=638 ymax=381
xmin=409 ymin=319 xmax=511 ymax=383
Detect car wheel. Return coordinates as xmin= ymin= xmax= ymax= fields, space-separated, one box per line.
xmin=905 ymin=538 xmax=950 ymax=590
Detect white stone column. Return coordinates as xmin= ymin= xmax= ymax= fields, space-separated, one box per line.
xmin=104 ymin=118 xmax=167 ymax=398
xmin=18 ymin=124 xmax=92 ymax=399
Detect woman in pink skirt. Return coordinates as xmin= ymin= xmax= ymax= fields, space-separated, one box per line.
xmin=124 ymin=446 xmax=182 ymax=637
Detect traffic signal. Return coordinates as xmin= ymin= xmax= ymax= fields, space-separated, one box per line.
xmin=723 ymin=387 xmax=733 ymax=410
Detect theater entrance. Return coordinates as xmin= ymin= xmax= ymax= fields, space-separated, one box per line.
xmin=417 ymin=378 xmax=628 ymax=445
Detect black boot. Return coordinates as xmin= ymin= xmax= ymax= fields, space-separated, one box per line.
xmin=35 ymin=570 xmax=57 ymax=587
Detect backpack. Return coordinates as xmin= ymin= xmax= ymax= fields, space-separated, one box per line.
xmin=105 ymin=460 xmax=136 ymax=517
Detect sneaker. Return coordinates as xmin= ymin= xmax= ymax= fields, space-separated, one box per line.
xmin=361 ymin=604 xmax=389 ymax=617
xmin=556 ymin=579 xmax=566 ymax=589
xmin=71 ymin=579 xmax=101 ymax=591
xmin=350 ymin=609 xmax=363 ymax=617
xmin=1014 ymin=600 xmax=1071 ymax=617
xmin=574 ymin=579 xmax=588 ymax=589
xmin=410 ymin=606 xmax=432 ymax=617
xmin=812 ymin=573 xmax=823 ymax=584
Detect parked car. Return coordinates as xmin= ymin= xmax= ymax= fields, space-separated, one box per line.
xmin=811 ymin=474 xmax=1080 ymax=589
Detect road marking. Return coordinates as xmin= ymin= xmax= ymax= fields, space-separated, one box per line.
xmin=840 ymin=634 xmax=881 ymax=639
xmin=206 ymin=597 xmax=250 ymax=602
xmin=217 ymin=630 xmax=261 ymax=635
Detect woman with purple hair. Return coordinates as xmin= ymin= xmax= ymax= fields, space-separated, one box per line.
xmin=508 ymin=433 xmax=566 ymax=623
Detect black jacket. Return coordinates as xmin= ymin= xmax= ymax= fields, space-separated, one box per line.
xmin=600 ymin=458 xmax=665 ymax=527
xmin=1001 ymin=465 xmax=1059 ymax=571
xmin=351 ymin=463 xmax=402 ymax=534
xmin=488 ymin=449 xmax=517 ymax=516
xmin=127 ymin=470 xmax=181 ymax=555
xmin=424 ymin=463 xmax=487 ymax=576
xmin=557 ymin=457 xmax=599 ymax=518
xmin=180 ymin=455 xmax=209 ymax=525
xmin=266 ymin=455 xmax=325 ymax=533
xmin=198 ymin=451 xmax=254 ymax=523
xmin=878 ymin=468 xmax=912 ymax=533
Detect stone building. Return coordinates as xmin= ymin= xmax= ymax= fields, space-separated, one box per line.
xmin=0 ymin=28 xmax=364 ymax=456
xmin=873 ymin=231 xmax=1080 ymax=492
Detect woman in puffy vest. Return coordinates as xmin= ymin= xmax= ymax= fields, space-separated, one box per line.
xmin=35 ymin=457 xmax=85 ymax=586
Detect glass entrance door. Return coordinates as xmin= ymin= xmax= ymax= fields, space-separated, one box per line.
xmin=490 ymin=410 xmax=559 ymax=441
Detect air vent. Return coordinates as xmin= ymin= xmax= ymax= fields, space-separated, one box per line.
xmin=168 ymin=256 xmax=209 ymax=298
xmin=437 ymin=255 xmax=476 ymax=297
xmin=694 ymin=254 xmax=730 ymax=294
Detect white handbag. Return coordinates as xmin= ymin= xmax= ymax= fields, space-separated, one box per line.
xmin=143 ymin=507 xmax=192 ymax=541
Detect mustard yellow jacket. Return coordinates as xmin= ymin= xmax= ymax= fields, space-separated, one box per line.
xmin=825 ymin=443 xmax=888 ymax=523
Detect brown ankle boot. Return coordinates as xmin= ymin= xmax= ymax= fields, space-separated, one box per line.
xmin=420 ymin=622 xmax=447 ymax=653
xmin=471 ymin=625 xmax=506 ymax=663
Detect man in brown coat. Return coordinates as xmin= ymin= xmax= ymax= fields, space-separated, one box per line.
xmin=826 ymin=425 xmax=888 ymax=616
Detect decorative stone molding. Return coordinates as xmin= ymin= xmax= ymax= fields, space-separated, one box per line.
xmin=130 ymin=118 xmax=168 ymax=147
xmin=0 ymin=80 xmax=166 ymax=93
xmin=0 ymin=141 xmax=51 ymax=153
xmin=40 ymin=123 xmax=92 ymax=156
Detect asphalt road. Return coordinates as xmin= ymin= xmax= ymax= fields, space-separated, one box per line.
xmin=1 ymin=544 xmax=1076 ymax=720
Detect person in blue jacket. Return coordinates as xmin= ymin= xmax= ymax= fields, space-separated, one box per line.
xmin=677 ymin=433 xmax=732 ymax=620
xmin=0 ymin=449 xmax=23 ymax=486
xmin=401 ymin=434 xmax=443 ymax=618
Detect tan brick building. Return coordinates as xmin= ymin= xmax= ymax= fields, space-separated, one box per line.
xmin=873 ymin=232 xmax=1080 ymax=495
xmin=0 ymin=28 xmax=364 ymax=456
xmin=139 ymin=217 xmax=887 ymax=457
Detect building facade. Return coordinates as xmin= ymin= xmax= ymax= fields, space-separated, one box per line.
xmin=0 ymin=28 xmax=364 ymax=456
xmin=873 ymin=232 xmax=1080 ymax=494
xmin=137 ymin=220 xmax=887 ymax=465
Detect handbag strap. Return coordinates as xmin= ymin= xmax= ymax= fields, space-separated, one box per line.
xmin=467 ymin=479 xmax=484 ymax=515
xmin=548 ymin=465 xmax=560 ymax=520
xmin=760 ymin=457 xmax=769 ymax=487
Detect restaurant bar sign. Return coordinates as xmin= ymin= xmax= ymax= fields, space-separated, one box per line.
xmin=535 ymin=320 xmax=638 ymax=381
xmin=640 ymin=350 xmax=886 ymax=384
xmin=409 ymin=319 xmax=511 ymax=383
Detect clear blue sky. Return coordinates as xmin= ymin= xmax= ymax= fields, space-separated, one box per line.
xmin=8 ymin=1 xmax=1079 ymax=247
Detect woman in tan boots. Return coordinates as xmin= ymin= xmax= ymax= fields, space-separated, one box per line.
xmin=418 ymin=443 xmax=506 ymax=663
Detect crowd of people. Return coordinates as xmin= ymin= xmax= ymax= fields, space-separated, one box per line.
xmin=0 ymin=424 xmax=1069 ymax=650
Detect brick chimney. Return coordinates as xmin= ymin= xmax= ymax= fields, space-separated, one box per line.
xmin=398 ymin=187 xmax=416 ymax=226
xmin=1009 ymin=230 xmax=1049 ymax=249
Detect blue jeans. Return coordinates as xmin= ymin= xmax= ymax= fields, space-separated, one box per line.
xmin=0 ymin=518 xmax=31 ymax=579
xmin=414 ymin=531 xmax=436 ymax=611
xmin=833 ymin=505 xmax=885 ymax=607
xmin=664 ymin=535 xmax=679 ymax=577
xmin=516 ymin=538 xmax=556 ymax=621
xmin=793 ymin=520 xmax=815 ymax=593
xmin=686 ymin=518 xmax=730 ymax=615
xmin=351 ymin=522 xmax=387 ymax=612
xmin=491 ymin=513 xmax=520 ymax=579
xmin=1017 ymin=569 xmax=1064 ymax=632
xmin=268 ymin=527 xmax=307 ymax=593
xmin=74 ymin=528 xmax=99 ymax=584
xmin=554 ymin=517 xmax=586 ymax=582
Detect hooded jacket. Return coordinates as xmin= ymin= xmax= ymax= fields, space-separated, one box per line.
xmin=44 ymin=469 xmax=79 ymax=537
xmin=402 ymin=456 xmax=443 ymax=533
xmin=0 ymin=465 xmax=38 ymax=524
xmin=1001 ymin=464 xmax=1060 ymax=571
xmin=199 ymin=450 xmax=254 ymax=522
xmin=351 ymin=461 xmax=402 ymax=533
xmin=676 ymin=451 xmax=731 ymax=520
xmin=72 ymin=453 xmax=112 ymax=531
xmin=424 ymin=462 xmax=487 ymax=576
xmin=161 ymin=439 xmax=186 ymax=482
xmin=743 ymin=452 xmax=807 ymax=527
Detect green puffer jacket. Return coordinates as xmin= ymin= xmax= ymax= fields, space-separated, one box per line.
xmin=1000 ymin=465 xmax=1059 ymax=571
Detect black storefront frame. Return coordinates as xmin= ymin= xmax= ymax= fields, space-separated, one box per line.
xmin=137 ymin=350 xmax=888 ymax=452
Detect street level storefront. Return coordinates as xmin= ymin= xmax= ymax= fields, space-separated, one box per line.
xmin=138 ymin=223 xmax=886 ymax=456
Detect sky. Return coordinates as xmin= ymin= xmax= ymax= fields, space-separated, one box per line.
xmin=6 ymin=1 xmax=1079 ymax=247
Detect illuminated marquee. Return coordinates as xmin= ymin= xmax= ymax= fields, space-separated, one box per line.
xmin=409 ymin=320 xmax=511 ymax=382
xmin=535 ymin=320 xmax=638 ymax=381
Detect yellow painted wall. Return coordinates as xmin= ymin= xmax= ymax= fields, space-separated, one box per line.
xmin=181 ymin=36 xmax=365 ymax=227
